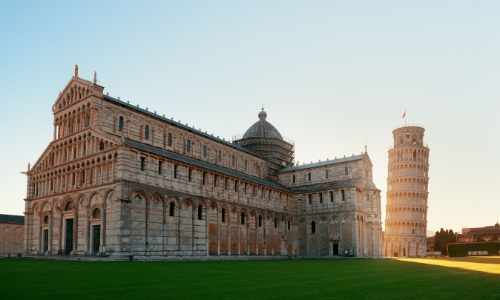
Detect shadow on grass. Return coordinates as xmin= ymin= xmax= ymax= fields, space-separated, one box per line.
xmin=0 ymin=259 xmax=499 ymax=299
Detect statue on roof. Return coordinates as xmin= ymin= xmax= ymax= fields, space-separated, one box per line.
xmin=75 ymin=64 xmax=78 ymax=77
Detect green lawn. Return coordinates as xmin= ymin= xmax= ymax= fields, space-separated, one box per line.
xmin=0 ymin=258 xmax=498 ymax=299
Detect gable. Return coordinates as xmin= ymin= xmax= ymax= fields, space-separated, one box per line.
xmin=29 ymin=128 xmax=121 ymax=174
xmin=52 ymin=76 xmax=100 ymax=113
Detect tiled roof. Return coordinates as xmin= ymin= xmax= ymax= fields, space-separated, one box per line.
xmin=103 ymin=95 xmax=260 ymax=158
xmin=0 ymin=214 xmax=24 ymax=225
xmin=123 ymin=139 xmax=290 ymax=192
xmin=287 ymin=179 xmax=361 ymax=193
xmin=279 ymin=154 xmax=365 ymax=173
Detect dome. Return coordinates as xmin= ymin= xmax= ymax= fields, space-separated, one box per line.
xmin=242 ymin=110 xmax=283 ymax=140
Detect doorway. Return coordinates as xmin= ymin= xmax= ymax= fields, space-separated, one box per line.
xmin=43 ymin=229 xmax=48 ymax=253
xmin=65 ymin=219 xmax=73 ymax=254
xmin=92 ymin=225 xmax=101 ymax=254
xmin=333 ymin=243 xmax=339 ymax=255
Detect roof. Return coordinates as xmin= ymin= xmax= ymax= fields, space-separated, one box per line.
xmin=123 ymin=139 xmax=290 ymax=192
xmin=279 ymin=154 xmax=365 ymax=173
xmin=241 ymin=110 xmax=284 ymax=141
xmin=102 ymin=95 xmax=260 ymax=158
xmin=287 ymin=179 xmax=361 ymax=193
xmin=0 ymin=214 xmax=24 ymax=225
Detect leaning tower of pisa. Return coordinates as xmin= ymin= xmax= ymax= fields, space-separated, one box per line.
xmin=384 ymin=126 xmax=430 ymax=257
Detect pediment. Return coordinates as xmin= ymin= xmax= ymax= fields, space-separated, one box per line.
xmin=29 ymin=128 xmax=121 ymax=174
xmin=52 ymin=76 xmax=102 ymax=113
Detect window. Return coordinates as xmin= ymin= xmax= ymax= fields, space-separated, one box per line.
xmin=341 ymin=190 xmax=345 ymax=201
xmin=232 ymin=155 xmax=235 ymax=167
xmin=308 ymin=194 xmax=312 ymax=205
xmin=292 ymin=175 xmax=296 ymax=183
xmin=203 ymin=145 xmax=207 ymax=157
xmin=100 ymin=141 xmax=104 ymax=150
xmin=330 ymin=191 xmax=334 ymax=202
xmin=221 ymin=209 xmax=226 ymax=222
xmin=218 ymin=150 xmax=221 ymax=162
xmin=188 ymin=169 xmax=192 ymax=182
xmin=145 ymin=125 xmax=149 ymax=140
xmin=325 ymin=169 xmax=329 ymax=178
xmin=118 ymin=116 xmax=123 ymax=131
xmin=173 ymin=165 xmax=178 ymax=178
xmin=214 ymin=175 xmax=218 ymax=186
xmin=319 ymin=193 xmax=323 ymax=203
xmin=234 ymin=181 xmax=238 ymax=192
xmin=140 ymin=157 xmax=145 ymax=171
xmin=158 ymin=161 xmax=162 ymax=174
xmin=258 ymin=215 xmax=262 ymax=227
xmin=241 ymin=213 xmax=245 ymax=225
xmin=186 ymin=140 xmax=191 ymax=153
xmin=366 ymin=194 xmax=370 ymax=201
xmin=406 ymin=131 xmax=410 ymax=138
xmin=169 ymin=203 xmax=175 ymax=216
xmin=198 ymin=205 xmax=203 ymax=220
xmin=92 ymin=208 xmax=101 ymax=219
xmin=287 ymin=220 xmax=290 ymax=230
xmin=167 ymin=133 xmax=172 ymax=146
xmin=308 ymin=172 xmax=311 ymax=181
xmin=244 ymin=160 xmax=247 ymax=171
xmin=202 ymin=172 xmax=206 ymax=185
xmin=43 ymin=215 xmax=49 ymax=224
xmin=311 ymin=221 xmax=316 ymax=234
xmin=345 ymin=167 xmax=349 ymax=176
xmin=274 ymin=218 xmax=277 ymax=228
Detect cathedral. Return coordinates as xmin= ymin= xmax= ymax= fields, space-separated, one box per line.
xmin=23 ymin=72 xmax=383 ymax=259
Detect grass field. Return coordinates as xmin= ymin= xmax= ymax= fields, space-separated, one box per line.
xmin=1 ymin=257 xmax=499 ymax=299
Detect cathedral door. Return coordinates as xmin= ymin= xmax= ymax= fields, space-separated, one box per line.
xmin=65 ymin=219 xmax=73 ymax=254
xmin=43 ymin=230 xmax=48 ymax=253
xmin=93 ymin=225 xmax=101 ymax=254
xmin=333 ymin=243 xmax=339 ymax=255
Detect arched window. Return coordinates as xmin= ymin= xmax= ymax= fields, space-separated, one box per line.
xmin=203 ymin=145 xmax=207 ymax=157
xmin=92 ymin=208 xmax=101 ymax=219
xmin=118 ymin=116 xmax=123 ymax=131
xmin=218 ymin=150 xmax=221 ymax=162
xmin=311 ymin=221 xmax=316 ymax=234
xmin=258 ymin=215 xmax=262 ymax=227
xmin=169 ymin=203 xmax=175 ymax=216
xmin=43 ymin=215 xmax=49 ymax=224
xmin=167 ymin=133 xmax=172 ymax=146
xmin=221 ymin=209 xmax=226 ymax=222
xmin=198 ymin=205 xmax=203 ymax=220
xmin=241 ymin=213 xmax=245 ymax=225
xmin=145 ymin=125 xmax=149 ymax=140
xmin=186 ymin=140 xmax=191 ymax=153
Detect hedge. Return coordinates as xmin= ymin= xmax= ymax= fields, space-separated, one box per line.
xmin=447 ymin=242 xmax=500 ymax=257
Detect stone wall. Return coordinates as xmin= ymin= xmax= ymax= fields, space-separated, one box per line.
xmin=0 ymin=223 xmax=24 ymax=255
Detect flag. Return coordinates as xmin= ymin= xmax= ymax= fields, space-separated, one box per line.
xmin=402 ymin=111 xmax=406 ymax=118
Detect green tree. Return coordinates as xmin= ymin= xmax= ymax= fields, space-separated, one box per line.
xmin=476 ymin=234 xmax=484 ymax=242
xmin=492 ymin=233 xmax=498 ymax=241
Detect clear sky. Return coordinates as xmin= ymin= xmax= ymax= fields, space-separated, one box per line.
xmin=1 ymin=1 xmax=499 ymax=234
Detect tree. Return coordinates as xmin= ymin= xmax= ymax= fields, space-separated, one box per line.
xmin=492 ymin=233 xmax=498 ymax=241
xmin=495 ymin=222 xmax=499 ymax=227
xmin=434 ymin=231 xmax=441 ymax=252
xmin=476 ymin=234 xmax=484 ymax=242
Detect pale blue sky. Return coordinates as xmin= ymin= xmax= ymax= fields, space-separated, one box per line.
xmin=1 ymin=1 xmax=499 ymax=233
